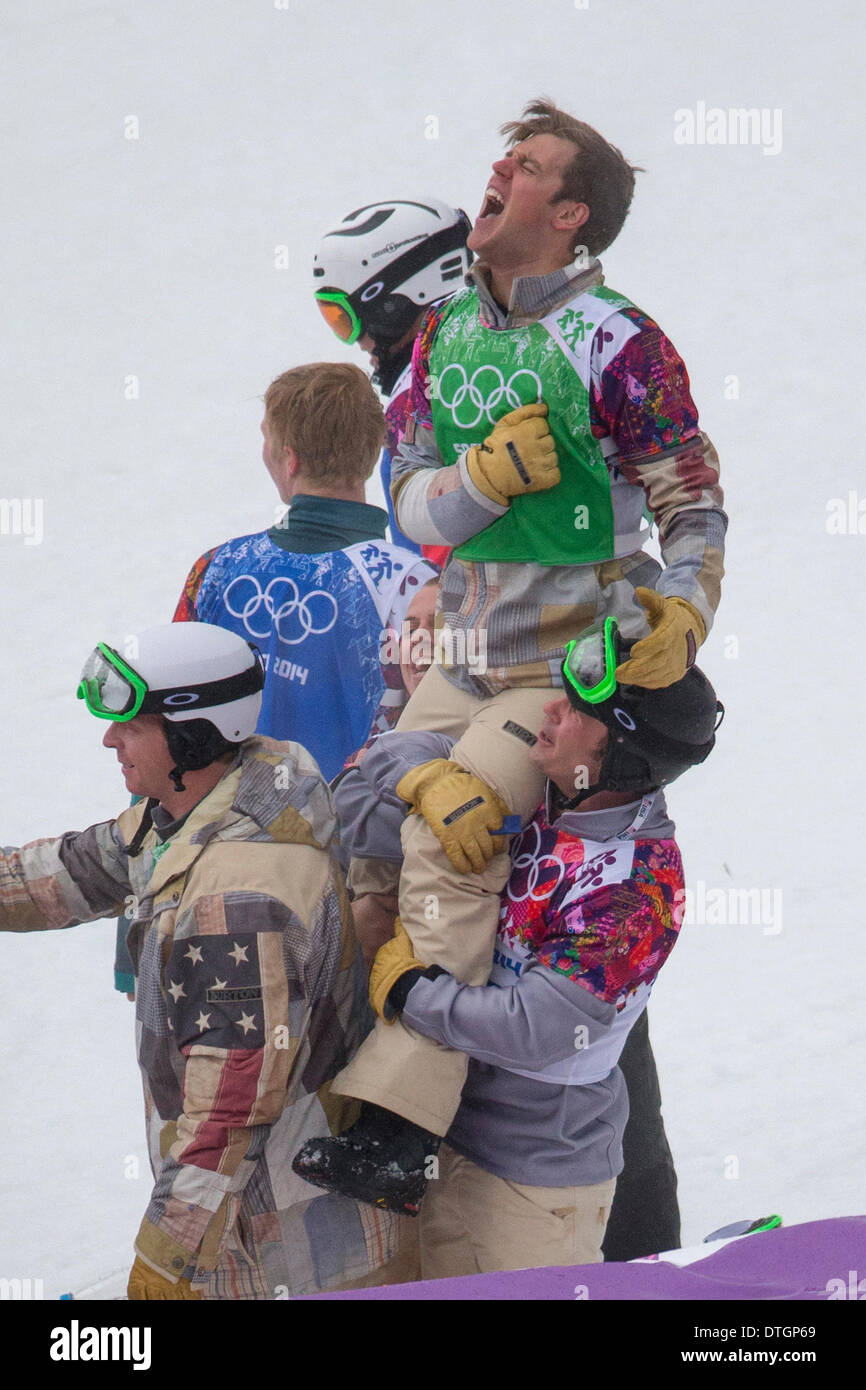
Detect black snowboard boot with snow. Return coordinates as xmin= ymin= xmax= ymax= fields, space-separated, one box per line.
xmin=292 ymin=1103 xmax=441 ymax=1216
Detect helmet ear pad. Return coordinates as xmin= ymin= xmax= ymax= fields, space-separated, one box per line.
xmin=162 ymin=718 xmax=235 ymax=793
xmin=362 ymin=292 xmax=421 ymax=349
xmin=596 ymin=732 xmax=657 ymax=794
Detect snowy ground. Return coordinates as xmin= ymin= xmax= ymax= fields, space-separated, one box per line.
xmin=0 ymin=0 xmax=864 ymax=1297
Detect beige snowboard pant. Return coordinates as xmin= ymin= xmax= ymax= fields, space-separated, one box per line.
xmin=332 ymin=664 xmax=552 ymax=1134
xmin=420 ymin=1143 xmax=616 ymax=1277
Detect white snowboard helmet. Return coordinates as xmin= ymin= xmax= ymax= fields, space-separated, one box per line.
xmin=313 ymin=197 xmax=472 ymax=351
xmin=78 ymin=623 xmax=265 ymax=790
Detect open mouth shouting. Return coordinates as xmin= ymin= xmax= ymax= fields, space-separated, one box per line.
xmin=477 ymin=185 xmax=505 ymax=225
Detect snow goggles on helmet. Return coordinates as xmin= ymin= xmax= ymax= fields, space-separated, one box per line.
xmin=315 ymin=285 xmax=418 ymax=350
xmin=315 ymin=215 xmax=473 ymax=348
xmin=563 ymin=617 xmax=621 ymax=705
xmin=315 ymin=290 xmax=364 ymax=345
xmin=77 ymin=641 xmax=264 ymax=722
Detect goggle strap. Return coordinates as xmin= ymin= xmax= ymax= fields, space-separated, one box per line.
xmin=139 ymin=658 xmax=264 ymax=717
xmin=346 ymin=220 xmax=471 ymax=319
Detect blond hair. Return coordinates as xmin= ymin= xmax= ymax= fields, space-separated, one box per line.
xmin=264 ymin=362 xmax=386 ymax=485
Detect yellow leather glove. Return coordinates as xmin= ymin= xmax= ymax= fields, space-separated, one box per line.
xmin=127 ymin=1255 xmax=202 ymax=1300
xmin=615 ymin=588 xmax=707 ymax=689
xmin=369 ymin=919 xmax=426 ymax=1023
xmin=463 ymin=402 xmax=560 ymax=506
xmin=396 ymin=758 xmax=510 ymax=875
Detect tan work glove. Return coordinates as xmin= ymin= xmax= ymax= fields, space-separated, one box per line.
xmin=396 ymin=758 xmax=510 ymax=875
xmin=615 ymin=588 xmax=707 ymax=689
xmin=369 ymin=919 xmax=427 ymax=1023
xmin=463 ymin=402 xmax=560 ymax=506
xmin=127 ymin=1255 xmax=202 ymax=1300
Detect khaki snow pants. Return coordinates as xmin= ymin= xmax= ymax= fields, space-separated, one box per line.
xmin=420 ymin=1144 xmax=616 ymax=1277
xmin=332 ymin=664 xmax=551 ymax=1134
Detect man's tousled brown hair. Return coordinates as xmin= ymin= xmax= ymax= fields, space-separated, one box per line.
xmin=500 ymin=97 xmax=642 ymax=256
xmin=264 ymin=362 xmax=386 ymax=485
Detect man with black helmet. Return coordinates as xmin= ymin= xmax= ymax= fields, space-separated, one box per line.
xmin=315 ymin=622 xmax=722 ymax=1274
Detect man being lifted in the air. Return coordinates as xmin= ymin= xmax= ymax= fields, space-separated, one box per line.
xmin=295 ymin=97 xmax=726 ymax=1217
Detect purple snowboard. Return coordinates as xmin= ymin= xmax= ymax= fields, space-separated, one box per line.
xmin=304 ymin=1216 xmax=866 ymax=1300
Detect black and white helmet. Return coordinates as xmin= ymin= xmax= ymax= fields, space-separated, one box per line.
xmin=79 ymin=623 xmax=265 ymax=794
xmin=313 ymin=197 xmax=472 ymax=351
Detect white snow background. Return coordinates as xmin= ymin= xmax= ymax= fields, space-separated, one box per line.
xmin=0 ymin=0 xmax=863 ymax=1298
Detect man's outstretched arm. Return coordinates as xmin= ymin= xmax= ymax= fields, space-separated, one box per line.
xmin=0 ymin=822 xmax=131 ymax=932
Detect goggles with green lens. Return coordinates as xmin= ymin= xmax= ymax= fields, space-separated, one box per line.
xmin=562 ymin=617 xmax=621 ymax=705
xmin=315 ymin=290 xmax=364 ymax=345
xmin=77 ymin=643 xmax=150 ymax=721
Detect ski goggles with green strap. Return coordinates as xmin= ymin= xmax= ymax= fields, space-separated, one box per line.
xmin=314 ymin=290 xmax=365 ymax=345
xmin=315 ymin=215 xmax=473 ymax=347
xmin=77 ymin=642 xmax=264 ymax=722
xmin=562 ymin=617 xmax=621 ymax=705
xmin=77 ymin=643 xmax=150 ymax=720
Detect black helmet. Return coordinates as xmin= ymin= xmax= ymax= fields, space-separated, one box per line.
xmin=561 ymin=620 xmax=724 ymax=796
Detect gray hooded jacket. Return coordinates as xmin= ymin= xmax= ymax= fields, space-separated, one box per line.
xmin=334 ymin=732 xmax=679 ymax=1188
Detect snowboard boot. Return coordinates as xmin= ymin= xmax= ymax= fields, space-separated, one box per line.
xmin=292 ymin=1102 xmax=441 ymax=1216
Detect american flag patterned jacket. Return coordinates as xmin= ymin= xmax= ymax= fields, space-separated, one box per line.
xmin=0 ymin=736 xmax=400 ymax=1298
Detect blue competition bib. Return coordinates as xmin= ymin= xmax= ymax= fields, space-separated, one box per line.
xmin=194 ymin=533 xmax=426 ymax=778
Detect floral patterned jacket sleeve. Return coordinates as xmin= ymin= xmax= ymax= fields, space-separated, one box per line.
xmin=404 ymin=832 xmax=686 ymax=1070
xmin=172 ymin=548 xmax=218 ymax=622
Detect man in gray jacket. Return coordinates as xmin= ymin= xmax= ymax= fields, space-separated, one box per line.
xmin=307 ymin=622 xmax=722 ymax=1274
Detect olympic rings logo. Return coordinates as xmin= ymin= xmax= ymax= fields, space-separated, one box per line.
xmin=433 ymin=364 xmax=543 ymax=430
xmin=223 ymin=575 xmax=339 ymax=646
xmin=505 ymin=820 xmax=567 ymax=904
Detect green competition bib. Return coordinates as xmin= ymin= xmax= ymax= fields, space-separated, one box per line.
xmin=429 ymin=286 xmax=632 ymax=565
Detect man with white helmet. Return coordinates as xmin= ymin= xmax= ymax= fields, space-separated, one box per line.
xmin=0 ymin=622 xmax=400 ymax=1298
xmin=314 ymin=197 xmax=472 ymax=561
